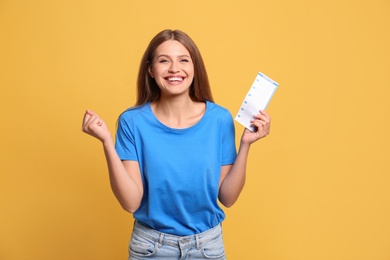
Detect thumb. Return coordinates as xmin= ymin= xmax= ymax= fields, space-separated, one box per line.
xmin=86 ymin=109 xmax=97 ymax=116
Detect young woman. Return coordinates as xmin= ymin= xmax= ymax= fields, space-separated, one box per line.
xmin=82 ymin=29 xmax=271 ymax=259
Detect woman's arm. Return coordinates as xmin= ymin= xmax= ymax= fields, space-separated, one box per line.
xmin=82 ymin=110 xmax=143 ymax=213
xmin=218 ymin=110 xmax=271 ymax=207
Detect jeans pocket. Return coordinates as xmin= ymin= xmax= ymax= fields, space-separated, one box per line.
xmin=201 ymin=232 xmax=226 ymax=259
xmin=129 ymin=232 xmax=157 ymax=258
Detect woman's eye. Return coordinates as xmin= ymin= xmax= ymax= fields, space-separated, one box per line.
xmin=180 ymin=59 xmax=189 ymax=63
xmin=159 ymin=59 xmax=169 ymax=63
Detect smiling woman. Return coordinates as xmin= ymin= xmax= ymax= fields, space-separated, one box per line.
xmin=82 ymin=29 xmax=272 ymax=260
xmin=148 ymin=40 xmax=195 ymax=99
xmin=136 ymin=30 xmax=214 ymax=106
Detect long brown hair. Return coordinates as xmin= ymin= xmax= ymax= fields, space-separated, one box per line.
xmin=135 ymin=29 xmax=214 ymax=106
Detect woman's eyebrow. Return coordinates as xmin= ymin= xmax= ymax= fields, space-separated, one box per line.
xmin=156 ymin=54 xmax=191 ymax=59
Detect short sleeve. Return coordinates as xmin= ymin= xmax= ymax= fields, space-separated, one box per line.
xmin=115 ymin=112 xmax=138 ymax=161
xmin=221 ymin=111 xmax=237 ymax=165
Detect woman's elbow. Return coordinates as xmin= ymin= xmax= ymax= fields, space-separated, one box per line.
xmin=222 ymin=202 xmax=235 ymax=208
xmin=122 ymin=205 xmax=139 ymax=214
xmin=219 ymin=197 xmax=237 ymax=208
xmin=119 ymin=201 xmax=140 ymax=214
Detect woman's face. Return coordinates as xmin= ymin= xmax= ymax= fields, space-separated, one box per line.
xmin=149 ymin=40 xmax=194 ymax=99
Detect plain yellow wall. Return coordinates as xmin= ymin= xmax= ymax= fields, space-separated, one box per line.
xmin=1 ymin=0 xmax=390 ymax=259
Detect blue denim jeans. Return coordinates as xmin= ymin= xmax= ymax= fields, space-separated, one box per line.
xmin=128 ymin=221 xmax=226 ymax=260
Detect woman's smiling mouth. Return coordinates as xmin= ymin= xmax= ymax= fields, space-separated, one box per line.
xmin=166 ymin=77 xmax=184 ymax=82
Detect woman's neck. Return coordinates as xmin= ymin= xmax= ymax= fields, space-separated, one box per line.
xmin=151 ymin=97 xmax=206 ymax=129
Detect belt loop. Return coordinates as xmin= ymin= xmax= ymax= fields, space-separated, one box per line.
xmin=158 ymin=233 xmax=164 ymax=248
xmin=195 ymin=234 xmax=200 ymax=250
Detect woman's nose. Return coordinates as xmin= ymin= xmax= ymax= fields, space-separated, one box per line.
xmin=168 ymin=61 xmax=180 ymax=73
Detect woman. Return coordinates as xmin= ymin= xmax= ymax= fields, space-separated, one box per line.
xmin=82 ymin=29 xmax=271 ymax=259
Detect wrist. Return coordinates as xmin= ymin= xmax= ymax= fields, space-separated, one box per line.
xmin=101 ymin=135 xmax=114 ymax=146
xmin=239 ymin=142 xmax=251 ymax=152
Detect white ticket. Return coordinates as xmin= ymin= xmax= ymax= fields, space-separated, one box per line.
xmin=235 ymin=72 xmax=279 ymax=132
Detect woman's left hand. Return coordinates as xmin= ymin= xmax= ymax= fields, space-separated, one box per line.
xmin=241 ymin=110 xmax=271 ymax=145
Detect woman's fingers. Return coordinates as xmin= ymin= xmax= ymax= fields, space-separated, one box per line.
xmin=253 ymin=110 xmax=271 ymax=122
xmin=81 ymin=110 xmax=112 ymax=143
xmin=82 ymin=112 xmax=91 ymax=132
xmin=86 ymin=109 xmax=97 ymax=116
xmin=82 ymin=110 xmax=101 ymax=133
xmin=250 ymin=110 xmax=271 ymax=136
xmin=241 ymin=110 xmax=272 ymax=145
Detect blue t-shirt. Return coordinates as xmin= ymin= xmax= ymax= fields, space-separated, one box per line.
xmin=115 ymin=101 xmax=237 ymax=236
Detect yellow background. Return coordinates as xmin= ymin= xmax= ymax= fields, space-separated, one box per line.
xmin=1 ymin=0 xmax=389 ymax=259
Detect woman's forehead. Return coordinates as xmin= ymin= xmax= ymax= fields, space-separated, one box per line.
xmin=155 ymin=40 xmax=190 ymax=57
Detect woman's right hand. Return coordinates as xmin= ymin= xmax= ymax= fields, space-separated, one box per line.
xmin=81 ymin=110 xmax=112 ymax=143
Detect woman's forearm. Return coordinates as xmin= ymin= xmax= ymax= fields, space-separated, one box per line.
xmin=82 ymin=110 xmax=143 ymax=213
xmin=102 ymin=138 xmax=143 ymax=213
xmin=218 ymin=143 xmax=251 ymax=208
xmin=219 ymin=111 xmax=271 ymax=207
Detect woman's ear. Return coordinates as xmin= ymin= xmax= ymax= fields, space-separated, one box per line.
xmin=148 ymin=66 xmax=154 ymax=78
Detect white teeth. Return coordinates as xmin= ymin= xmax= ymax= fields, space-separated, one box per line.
xmin=168 ymin=77 xmax=183 ymax=82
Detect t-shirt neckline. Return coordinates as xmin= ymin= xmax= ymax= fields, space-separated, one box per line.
xmin=147 ymin=101 xmax=210 ymax=132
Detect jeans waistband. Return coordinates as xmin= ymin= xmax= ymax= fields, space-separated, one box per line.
xmin=132 ymin=221 xmax=222 ymax=249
